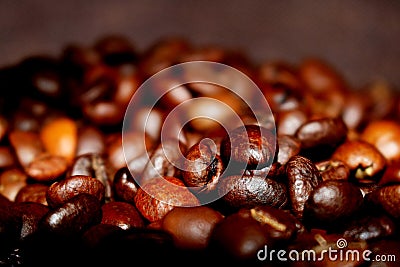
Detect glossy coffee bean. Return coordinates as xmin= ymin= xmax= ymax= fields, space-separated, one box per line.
xmin=304 ymin=180 xmax=364 ymax=227
xmin=366 ymin=184 xmax=400 ymax=219
xmin=295 ymin=116 xmax=348 ymax=150
xmin=218 ymin=174 xmax=288 ymax=209
xmin=182 ymin=140 xmax=224 ymax=194
xmin=315 ymin=159 xmax=350 ymax=181
xmin=101 ymin=201 xmax=144 ymax=230
xmin=220 ymin=124 xmax=276 ymax=170
xmin=286 ymin=155 xmax=322 ymax=218
xmin=113 ymin=166 xmax=139 ymax=203
xmin=69 ymin=153 xmax=113 ymax=202
xmin=25 ymin=153 xmax=68 ymax=182
xmin=332 ymin=140 xmax=387 ymax=183
xmin=40 ymin=193 xmax=102 ymax=237
xmin=15 ymin=183 xmax=49 ymax=205
xmin=161 ymin=206 xmax=224 ymax=249
xmin=134 ymin=176 xmax=200 ymax=222
xmin=46 ymin=175 xmax=105 ymax=208
xmin=361 ymin=120 xmax=400 ymax=162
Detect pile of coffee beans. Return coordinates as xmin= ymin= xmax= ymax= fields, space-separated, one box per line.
xmin=0 ymin=35 xmax=399 ymax=267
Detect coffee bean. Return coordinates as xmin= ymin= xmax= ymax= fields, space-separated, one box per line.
xmin=366 ymin=184 xmax=400 ymax=219
xmin=46 ymin=175 xmax=105 ymax=208
xmin=101 ymin=201 xmax=144 ymax=230
xmin=25 ymin=153 xmax=68 ymax=182
xmin=13 ymin=202 xmax=49 ymax=241
xmin=220 ymin=124 xmax=277 ymax=170
xmin=161 ymin=206 xmax=224 ymax=249
xmin=315 ymin=159 xmax=350 ymax=181
xmin=0 ymin=168 xmax=27 ymax=201
xmin=303 ymin=180 xmax=364 ymax=227
xmin=76 ymin=125 xmax=105 ymax=156
xmin=276 ymin=135 xmax=301 ymax=165
xmin=379 ymin=160 xmax=400 ymax=185
xmin=9 ymin=130 xmax=44 ymax=168
xmin=286 ymin=155 xmax=322 ymax=218
xmin=113 ymin=166 xmax=139 ymax=203
xmin=332 ymin=140 xmax=387 ymax=183
xmin=15 ymin=183 xmax=48 ymax=205
xmin=0 ymin=146 xmax=16 ymax=169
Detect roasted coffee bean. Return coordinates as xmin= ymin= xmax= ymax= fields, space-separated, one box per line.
xmin=332 ymin=140 xmax=387 ymax=183
xmin=15 ymin=183 xmax=49 ymax=205
xmin=365 ymin=184 xmax=400 ymax=219
xmin=303 ymin=180 xmax=364 ymax=227
xmin=0 ymin=168 xmax=27 ymax=201
xmin=161 ymin=206 xmax=224 ymax=249
xmin=379 ymin=159 xmax=400 ymax=185
xmin=220 ymin=124 xmax=277 ymax=170
xmin=134 ymin=176 xmax=200 ymax=222
xmin=361 ymin=120 xmax=400 ymax=162
xmin=13 ymin=202 xmax=49 ymax=241
xmin=40 ymin=116 xmax=77 ymax=164
xmin=295 ymin=116 xmax=348 ymax=151
xmin=0 ymin=146 xmax=16 ymax=169
xmin=81 ymin=223 xmax=124 ymax=249
xmin=113 ymin=166 xmax=139 ymax=203
xmin=315 ymin=159 xmax=350 ymax=181
xmin=101 ymin=201 xmax=144 ymax=230
xmin=76 ymin=125 xmax=105 ymax=156
xmin=182 ymin=139 xmax=224 ymax=194
xmin=25 ymin=153 xmax=68 ymax=182
xmin=40 ymin=193 xmax=102 ymax=237
xmin=343 ymin=212 xmax=396 ymax=241
xmin=93 ymin=34 xmax=137 ymax=66
xmin=8 ymin=130 xmax=44 ymax=168
xmin=276 ymin=135 xmax=301 ymax=165
xmin=69 ymin=153 xmax=113 ymax=202
xmin=46 ymin=175 xmax=105 ymax=208
xmin=218 ymin=174 xmax=288 ymax=209
xmin=286 ymin=155 xmax=322 ymax=218
xmin=277 ymin=109 xmax=308 ymax=136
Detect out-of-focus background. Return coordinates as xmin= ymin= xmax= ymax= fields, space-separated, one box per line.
xmin=1 ymin=0 xmax=399 ymax=89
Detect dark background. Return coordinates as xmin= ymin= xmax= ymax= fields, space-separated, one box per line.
xmin=1 ymin=0 xmax=399 ymax=89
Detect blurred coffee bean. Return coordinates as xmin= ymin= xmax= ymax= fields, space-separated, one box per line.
xmin=93 ymin=35 xmax=137 ymax=66
xmin=0 ymin=146 xmax=16 ymax=169
xmin=161 ymin=206 xmax=224 ymax=250
xmin=315 ymin=159 xmax=350 ymax=181
xmin=304 ymin=180 xmax=364 ymax=228
xmin=76 ymin=125 xmax=105 ymax=156
xmin=379 ymin=160 xmax=400 ymax=185
xmin=366 ymin=184 xmax=400 ymax=219
xmin=0 ymin=168 xmax=27 ymax=201
xmin=361 ymin=120 xmax=400 ymax=162
xmin=0 ymin=115 xmax=8 ymax=142
xmin=40 ymin=116 xmax=77 ymax=164
xmin=25 ymin=153 xmax=67 ymax=182
xmin=277 ymin=109 xmax=308 ymax=136
xmin=286 ymin=155 xmax=322 ymax=218
xmin=220 ymin=124 xmax=277 ymax=170
xmin=46 ymin=175 xmax=105 ymax=208
xmin=276 ymin=135 xmax=301 ymax=165
xmin=332 ymin=140 xmax=387 ymax=183
xmin=101 ymin=201 xmax=145 ymax=230
xmin=15 ymin=183 xmax=48 ymax=206
xmin=8 ymin=130 xmax=44 ymax=168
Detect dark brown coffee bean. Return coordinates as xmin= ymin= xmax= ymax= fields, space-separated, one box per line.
xmin=13 ymin=202 xmax=49 ymax=241
xmin=182 ymin=139 xmax=224 ymax=194
xmin=218 ymin=174 xmax=288 ymax=209
xmin=315 ymin=159 xmax=350 ymax=181
xmin=15 ymin=183 xmax=49 ymax=205
xmin=379 ymin=160 xmax=400 ymax=185
xmin=361 ymin=120 xmax=400 ymax=162
xmin=40 ymin=193 xmax=102 ymax=237
xmin=276 ymin=135 xmax=301 ymax=165
xmin=46 ymin=175 xmax=105 ymax=208
xmin=209 ymin=208 xmax=273 ymax=261
xmin=134 ymin=176 xmax=200 ymax=222
xmin=343 ymin=213 xmax=396 ymax=241
xmin=0 ymin=168 xmax=27 ymax=201
xmin=9 ymin=130 xmax=44 ymax=168
xmin=304 ymin=180 xmax=364 ymax=227
xmin=113 ymin=166 xmax=139 ymax=203
xmin=101 ymin=201 xmax=144 ymax=230
xmin=295 ymin=116 xmax=348 ymax=150
xmin=81 ymin=223 xmax=124 ymax=249
xmin=286 ymin=155 xmax=322 ymax=218
xmin=69 ymin=153 xmax=113 ymax=202
xmin=25 ymin=153 xmax=68 ymax=182
xmin=366 ymin=184 xmax=400 ymax=219
xmin=161 ymin=206 xmax=224 ymax=249
xmin=332 ymin=140 xmax=387 ymax=183
xmin=220 ymin=124 xmax=276 ymax=170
